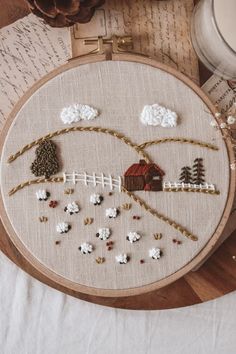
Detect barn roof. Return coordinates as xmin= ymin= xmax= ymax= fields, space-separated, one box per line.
xmin=124 ymin=160 xmax=165 ymax=177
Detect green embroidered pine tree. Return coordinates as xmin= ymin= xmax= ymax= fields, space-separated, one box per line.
xmin=192 ymin=158 xmax=205 ymax=185
xmin=30 ymin=140 xmax=60 ymax=179
xmin=179 ymin=166 xmax=192 ymax=184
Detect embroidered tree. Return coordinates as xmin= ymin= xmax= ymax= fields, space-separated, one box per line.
xmin=179 ymin=166 xmax=192 ymax=184
xmin=30 ymin=139 xmax=60 ymax=179
xmin=192 ymin=158 xmax=205 ymax=185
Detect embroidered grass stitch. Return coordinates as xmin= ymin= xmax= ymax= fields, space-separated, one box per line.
xmin=154 ymin=233 xmax=162 ymax=240
xmin=96 ymin=257 xmax=105 ymax=264
xmin=121 ymin=203 xmax=132 ymax=210
xmin=39 ymin=216 xmax=48 ymax=222
xmin=84 ymin=217 xmax=94 ymax=225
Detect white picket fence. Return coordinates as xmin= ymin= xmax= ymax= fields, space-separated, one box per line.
xmin=63 ymin=172 xmax=122 ymax=192
xmin=163 ymin=181 xmax=216 ymax=192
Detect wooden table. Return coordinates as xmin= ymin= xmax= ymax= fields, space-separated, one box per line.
xmin=0 ymin=0 xmax=236 ymax=310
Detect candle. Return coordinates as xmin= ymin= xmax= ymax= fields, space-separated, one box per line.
xmin=214 ymin=0 xmax=236 ymax=52
xmin=191 ymin=0 xmax=236 ymax=79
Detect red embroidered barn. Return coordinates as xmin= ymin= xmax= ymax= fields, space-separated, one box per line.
xmin=124 ymin=160 xmax=165 ymax=192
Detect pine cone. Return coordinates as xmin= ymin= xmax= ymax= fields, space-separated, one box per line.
xmin=26 ymin=0 xmax=105 ymax=27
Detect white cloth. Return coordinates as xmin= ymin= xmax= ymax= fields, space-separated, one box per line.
xmin=0 ymin=252 xmax=236 ymax=354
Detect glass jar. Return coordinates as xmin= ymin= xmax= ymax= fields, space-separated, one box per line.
xmin=191 ymin=0 xmax=236 ymax=80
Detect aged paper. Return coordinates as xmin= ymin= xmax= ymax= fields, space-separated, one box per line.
xmin=71 ymin=0 xmax=199 ymax=83
xmin=0 ymin=14 xmax=71 ymax=127
xmin=202 ymin=76 xmax=236 ymax=113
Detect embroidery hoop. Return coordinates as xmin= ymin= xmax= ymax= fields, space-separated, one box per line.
xmin=0 ymin=51 xmax=235 ymax=298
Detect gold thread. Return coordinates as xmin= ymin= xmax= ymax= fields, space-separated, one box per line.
xmin=8 ymin=176 xmax=63 ymax=196
xmin=138 ymin=138 xmax=218 ymax=151
xmin=39 ymin=216 xmax=48 ymax=222
xmin=121 ymin=187 xmax=198 ymax=241
xmin=154 ymin=233 xmax=162 ymax=240
xmin=64 ymin=188 xmax=74 ymax=195
xmin=84 ymin=217 xmax=94 ymax=225
xmin=121 ymin=203 xmax=132 ymax=210
xmin=8 ymin=126 xmax=151 ymax=164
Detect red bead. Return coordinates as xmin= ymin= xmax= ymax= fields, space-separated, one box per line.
xmin=49 ymin=200 xmax=58 ymax=208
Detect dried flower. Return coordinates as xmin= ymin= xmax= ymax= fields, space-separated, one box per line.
xmin=227 ymin=115 xmax=236 ymax=125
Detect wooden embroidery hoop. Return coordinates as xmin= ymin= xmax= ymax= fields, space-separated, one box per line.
xmin=0 ymin=43 xmax=235 ymax=305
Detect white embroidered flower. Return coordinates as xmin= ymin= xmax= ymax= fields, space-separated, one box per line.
xmin=60 ymin=104 xmax=98 ymax=124
xmin=79 ymin=242 xmax=93 ymax=254
xmin=106 ymin=208 xmax=119 ymax=218
xmin=96 ymin=228 xmax=111 ymax=240
xmin=210 ymin=120 xmax=218 ymax=128
xmin=90 ymin=193 xmax=103 ymax=205
xmin=56 ymin=222 xmax=71 ymax=234
xmin=126 ymin=232 xmax=141 ymax=243
xmin=149 ymin=247 xmax=162 ymax=260
xmin=230 ymin=163 xmax=236 ymax=170
xmin=115 ymin=254 xmax=129 ymax=264
xmin=227 ymin=115 xmax=236 ymax=125
xmin=220 ymin=122 xmax=227 ymax=129
xmin=64 ymin=202 xmax=79 ymax=215
xmin=140 ymin=104 xmax=178 ymax=128
xmin=36 ymin=189 xmax=50 ymax=201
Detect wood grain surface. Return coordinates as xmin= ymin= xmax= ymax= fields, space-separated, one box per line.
xmin=0 ymin=0 xmax=236 ymax=310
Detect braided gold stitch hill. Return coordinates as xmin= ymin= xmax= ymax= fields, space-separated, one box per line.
xmin=8 ymin=176 xmax=197 ymax=241
xmin=138 ymin=138 xmax=219 ymax=151
xmin=7 ymin=126 xmax=219 ymax=164
xmin=7 ymin=126 xmax=151 ymax=164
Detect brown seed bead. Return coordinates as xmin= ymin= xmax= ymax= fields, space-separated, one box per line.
xmin=55 ymin=240 xmax=61 ymax=245
xmin=172 ymin=239 xmax=177 ymax=243
xmin=108 ymin=192 xmax=113 ymax=196
xmin=140 ymin=259 xmax=145 ymax=264
xmin=107 ymin=246 xmax=112 ymax=251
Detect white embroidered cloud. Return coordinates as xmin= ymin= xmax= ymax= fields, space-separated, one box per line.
xmin=140 ymin=104 xmax=178 ymax=128
xmin=60 ymin=104 xmax=99 ymax=124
